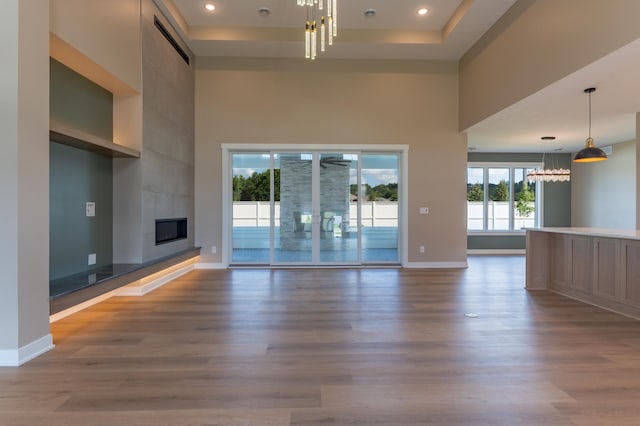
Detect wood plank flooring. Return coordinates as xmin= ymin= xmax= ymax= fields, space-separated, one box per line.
xmin=2 ymin=256 xmax=640 ymax=425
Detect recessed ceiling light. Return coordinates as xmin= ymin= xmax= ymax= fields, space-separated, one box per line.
xmin=204 ymin=2 xmax=216 ymax=13
xmin=417 ymin=8 xmax=429 ymax=16
xmin=258 ymin=7 xmax=270 ymax=17
xmin=364 ymin=8 xmax=376 ymax=18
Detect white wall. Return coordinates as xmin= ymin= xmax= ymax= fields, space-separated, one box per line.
xmin=50 ymin=0 xmax=143 ymax=151
xmin=572 ymin=140 xmax=636 ymax=229
xmin=50 ymin=0 xmax=141 ymax=93
xmin=0 ymin=0 xmax=52 ymax=365
xmin=195 ymin=58 xmax=467 ymax=265
xmin=460 ymin=0 xmax=640 ymax=130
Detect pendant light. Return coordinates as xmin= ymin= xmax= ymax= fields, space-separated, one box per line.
xmin=526 ymin=136 xmax=571 ymax=182
xmin=573 ymin=87 xmax=607 ymax=163
xmin=298 ymin=0 xmax=337 ymax=60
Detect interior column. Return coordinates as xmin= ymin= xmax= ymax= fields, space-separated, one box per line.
xmin=0 ymin=0 xmax=53 ymax=365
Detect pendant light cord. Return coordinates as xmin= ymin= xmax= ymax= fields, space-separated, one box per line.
xmin=588 ymin=90 xmax=592 ymax=139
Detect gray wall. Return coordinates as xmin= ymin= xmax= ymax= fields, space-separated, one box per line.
xmin=572 ymin=140 xmax=636 ymax=229
xmin=114 ymin=0 xmax=195 ymax=263
xmin=49 ymin=143 xmax=113 ymax=279
xmin=467 ymin=152 xmax=571 ymax=250
xmin=50 ymin=58 xmax=113 ymax=140
xmin=49 ymin=58 xmax=114 ymax=280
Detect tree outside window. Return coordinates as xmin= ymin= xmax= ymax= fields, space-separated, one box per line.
xmin=467 ymin=183 xmax=484 ymax=201
xmin=516 ymin=179 xmax=535 ymax=217
xmin=492 ymin=180 xmax=509 ymax=201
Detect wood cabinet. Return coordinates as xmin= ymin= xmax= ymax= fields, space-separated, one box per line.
xmin=526 ymin=228 xmax=640 ymax=319
xmin=550 ymin=233 xmax=569 ymax=288
xmin=593 ymin=237 xmax=619 ymax=301
xmin=622 ymin=240 xmax=640 ymax=309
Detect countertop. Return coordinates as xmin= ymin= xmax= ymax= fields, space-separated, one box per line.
xmin=526 ymin=227 xmax=640 ymax=240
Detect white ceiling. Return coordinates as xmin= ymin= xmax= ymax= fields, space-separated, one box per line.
xmin=158 ymin=0 xmax=518 ymax=60
xmin=156 ymin=0 xmax=640 ymax=154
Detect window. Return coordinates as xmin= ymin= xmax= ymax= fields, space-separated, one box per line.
xmin=467 ymin=163 xmax=542 ymax=232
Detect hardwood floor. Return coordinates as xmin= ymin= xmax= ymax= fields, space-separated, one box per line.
xmin=2 ymin=256 xmax=640 ymax=425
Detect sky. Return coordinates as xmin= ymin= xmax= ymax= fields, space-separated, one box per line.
xmin=232 ymin=153 xmax=398 ymax=187
xmin=468 ymin=167 xmax=531 ymax=185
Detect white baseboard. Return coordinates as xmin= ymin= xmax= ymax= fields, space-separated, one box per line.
xmin=404 ymin=261 xmax=468 ymax=269
xmin=467 ymin=249 xmax=526 ymax=255
xmin=115 ymin=263 xmax=195 ymax=296
xmin=196 ymin=262 xmax=469 ymax=269
xmin=195 ymin=262 xmax=227 ymax=269
xmin=0 ymin=334 xmax=54 ymax=366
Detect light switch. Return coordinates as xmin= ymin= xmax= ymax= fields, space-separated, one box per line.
xmin=88 ymin=253 xmax=96 ymax=265
xmin=419 ymin=207 xmax=429 ymax=215
xmin=86 ymin=202 xmax=95 ymax=217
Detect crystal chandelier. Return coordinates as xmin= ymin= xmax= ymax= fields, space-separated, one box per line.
xmin=527 ymin=136 xmax=571 ymax=183
xmin=526 ymin=168 xmax=571 ymax=182
xmin=297 ymin=0 xmax=337 ymax=60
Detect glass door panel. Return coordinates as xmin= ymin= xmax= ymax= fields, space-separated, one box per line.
xmin=361 ymin=153 xmax=399 ymax=263
xmin=274 ymin=153 xmax=313 ymax=263
xmin=319 ymin=153 xmax=359 ymax=264
xmin=231 ymin=153 xmax=271 ymax=264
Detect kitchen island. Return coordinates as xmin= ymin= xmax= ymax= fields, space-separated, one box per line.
xmin=526 ymin=227 xmax=640 ymax=319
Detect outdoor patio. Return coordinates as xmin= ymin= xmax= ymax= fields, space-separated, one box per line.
xmin=232 ymin=226 xmax=399 ymax=264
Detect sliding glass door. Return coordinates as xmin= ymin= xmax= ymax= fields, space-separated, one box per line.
xmin=230 ymin=150 xmax=400 ymax=266
xmin=318 ymin=153 xmax=359 ymax=263
xmin=274 ymin=152 xmax=313 ymax=263
xmin=361 ymin=154 xmax=399 ymax=262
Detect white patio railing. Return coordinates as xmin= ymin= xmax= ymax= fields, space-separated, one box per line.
xmin=467 ymin=201 xmax=535 ymax=230
xmin=232 ymin=201 xmax=533 ymax=230
xmin=233 ymin=201 xmax=399 ymax=227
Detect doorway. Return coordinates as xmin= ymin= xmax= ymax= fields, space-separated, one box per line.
xmin=224 ymin=145 xmax=406 ymax=266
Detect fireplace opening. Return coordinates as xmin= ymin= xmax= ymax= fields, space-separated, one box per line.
xmin=155 ymin=218 xmax=187 ymax=245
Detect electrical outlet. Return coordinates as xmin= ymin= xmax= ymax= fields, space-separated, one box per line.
xmin=211 ymin=246 xmax=217 ymax=254
xmin=419 ymin=207 xmax=429 ymax=215
xmin=419 ymin=245 xmax=425 ymax=253
xmin=88 ymin=253 xmax=96 ymax=265
xmin=86 ymin=202 xmax=95 ymax=217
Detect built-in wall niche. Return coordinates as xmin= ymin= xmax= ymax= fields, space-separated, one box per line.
xmin=155 ymin=218 xmax=188 ymax=245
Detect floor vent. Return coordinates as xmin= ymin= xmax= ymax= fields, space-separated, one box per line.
xmin=154 ymin=15 xmax=190 ymax=65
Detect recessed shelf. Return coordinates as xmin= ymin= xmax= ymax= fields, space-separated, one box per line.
xmin=50 ymin=120 xmax=140 ymax=158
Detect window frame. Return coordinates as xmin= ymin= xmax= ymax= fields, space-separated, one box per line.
xmin=467 ymin=162 xmax=543 ymax=235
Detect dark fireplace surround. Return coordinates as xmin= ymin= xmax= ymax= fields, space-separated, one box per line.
xmin=155 ymin=218 xmax=187 ymax=245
